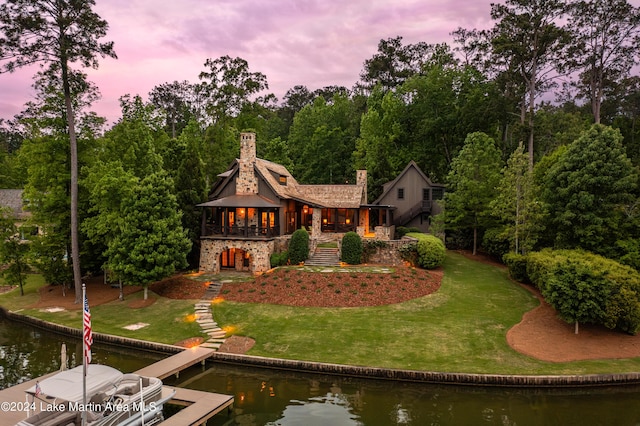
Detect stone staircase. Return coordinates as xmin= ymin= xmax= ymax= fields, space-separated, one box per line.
xmin=194 ymin=281 xmax=226 ymax=350
xmin=305 ymin=247 xmax=340 ymax=266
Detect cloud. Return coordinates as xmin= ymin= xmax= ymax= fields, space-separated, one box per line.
xmin=0 ymin=0 xmax=497 ymax=123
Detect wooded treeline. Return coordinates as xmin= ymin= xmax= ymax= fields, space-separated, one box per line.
xmin=1 ymin=0 xmax=640 ymax=293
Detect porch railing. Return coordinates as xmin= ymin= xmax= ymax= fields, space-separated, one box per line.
xmin=204 ymin=224 xmax=280 ymax=238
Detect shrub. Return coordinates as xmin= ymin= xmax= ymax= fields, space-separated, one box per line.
xmin=288 ymin=229 xmax=309 ymax=264
xmin=396 ymin=226 xmax=421 ymax=239
xmin=270 ymin=251 xmax=288 ymax=268
xmin=398 ymin=242 xmax=418 ymax=266
xmin=482 ymin=227 xmax=510 ymax=260
xmin=502 ymin=252 xmax=529 ymax=283
xmin=526 ymin=249 xmax=640 ymax=335
xmin=407 ymin=233 xmax=445 ymax=269
xmin=341 ymin=231 xmax=363 ymax=265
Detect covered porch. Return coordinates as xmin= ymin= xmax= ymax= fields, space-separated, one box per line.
xmin=198 ymin=194 xmax=281 ymax=238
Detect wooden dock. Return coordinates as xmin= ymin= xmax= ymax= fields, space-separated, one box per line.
xmin=0 ymin=347 xmax=233 ymax=426
xmin=135 ymin=346 xmax=215 ymax=380
xmin=160 ymin=386 xmax=234 ymax=426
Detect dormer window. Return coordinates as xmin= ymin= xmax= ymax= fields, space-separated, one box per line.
xmin=279 ymin=175 xmax=287 ymax=185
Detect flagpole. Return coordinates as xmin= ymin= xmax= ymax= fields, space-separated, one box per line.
xmin=82 ymin=283 xmax=87 ymax=426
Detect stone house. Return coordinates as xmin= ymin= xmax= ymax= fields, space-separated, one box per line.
xmin=198 ymin=132 xmax=443 ymax=273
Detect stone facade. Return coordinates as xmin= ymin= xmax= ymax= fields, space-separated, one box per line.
xmin=363 ymin=239 xmax=413 ymax=266
xmin=200 ymin=239 xmax=275 ymax=273
xmin=237 ymin=132 xmax=258 ymax=194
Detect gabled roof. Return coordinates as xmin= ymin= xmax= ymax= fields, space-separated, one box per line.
xmin=373 ymin=161 xmax=443 ymax=205
xmin=207 ymin=156 xmax=366 ymax=209
xmin=0 ymin=189 xmax=30 ymax=220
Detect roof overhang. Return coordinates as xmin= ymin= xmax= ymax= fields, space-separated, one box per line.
xmin=197 ymin=194 xmax=281 ymax=208
xmin=362 ymin=204 xmax=396 ymax=210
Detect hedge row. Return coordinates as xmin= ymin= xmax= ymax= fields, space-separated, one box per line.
xmin=505 ymin=249 xmax=640 ymax=335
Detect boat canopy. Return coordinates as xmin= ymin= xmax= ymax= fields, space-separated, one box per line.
xmin=25 ymin=365 xmax=123 ymax=402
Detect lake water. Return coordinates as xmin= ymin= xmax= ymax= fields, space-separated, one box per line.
xmin=2 ymin=318 xmax=640 ymax=425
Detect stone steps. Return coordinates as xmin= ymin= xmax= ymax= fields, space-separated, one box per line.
xmin=193 ymin=281 xmax=227 ymax=350
xmin=305 ymin=247 xmax=340 ymax=266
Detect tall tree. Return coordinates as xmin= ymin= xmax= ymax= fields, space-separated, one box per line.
xmin=198 ymin=55 xmax=268 ymax=123
xmin=287 ymin=94 xmax=360 ymax=184
xmin=105 ymin=172 xmax=190 ymax=300
xmin=358 ymin=36 xmax=450 ymax=92
xmin=402 ymin=63 xmax=498 ymax=181
xmin=566 ymin=0 xmax=640 ymax=124
xmin=0 ymin=0 xmax=116 ymax=303
xmin=490 ymin=0 xmax=569 ymax=168
xmin=149 ymin=80 xmax=196 ymax=139
xmin=174 ymin=121 xmax=207 ymax=268
xmin=354 ymin=87 xmax=408 ymax=201
xmin=490 ymin=143 xmax=543 ymax=254
xmin=444 ymin=132 xmax=502 ymax=255
xmin=542 ymin=124 xmax=637 ymax=255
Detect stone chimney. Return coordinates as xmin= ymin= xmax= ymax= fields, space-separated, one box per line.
xmin=356 ymin=170 xmax=367 ymax=204
xmin=237 ymin=132 xmax=258 ymax=194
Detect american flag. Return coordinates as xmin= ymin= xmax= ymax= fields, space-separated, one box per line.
xmin=83 ymin=291 xmax=92 ymax=366
xmin=35 ymin=381 xmax=41 ymax=396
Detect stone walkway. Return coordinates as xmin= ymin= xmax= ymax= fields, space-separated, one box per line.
xmin=194 ymin=281 xmax=226 ymax=350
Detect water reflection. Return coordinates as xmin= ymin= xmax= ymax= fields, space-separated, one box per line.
xmin=0 ymin=317 xmax=162 ymax=389
xmin=2 ymin=318 xmax=640 ymax=425
xmin=168 ymin=363 xmax=640 ymax=426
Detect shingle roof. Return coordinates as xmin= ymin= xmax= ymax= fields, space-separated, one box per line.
xmin=0 ymin=189 xmax=30 ymax=220
xmin=208 ymin=156 xmax=366 ymax=209
xmin=254 ymin=158 xmax=366 ymax=208
xmin=296 ymin=185 xmax=365 ymax=209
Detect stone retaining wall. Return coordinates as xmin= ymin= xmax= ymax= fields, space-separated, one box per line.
xmin=364 ymin=239 xmax=414 ymax=265
xmin=3 ymin=308 xmax=640 ymax=387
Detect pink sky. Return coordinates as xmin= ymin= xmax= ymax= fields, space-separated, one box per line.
xmin=0 ymin=1 xmax=505 ymax=125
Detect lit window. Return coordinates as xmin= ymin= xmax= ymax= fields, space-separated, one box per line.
xmin=279 ymin=175 xmax=287 ymax=185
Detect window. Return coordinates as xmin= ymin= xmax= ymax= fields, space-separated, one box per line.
xmin=397 ymin=188 xmax=404 ymax=199
xmin=432 ymin=188 xmax=444 ymax=200
xmin=279 ymin=175 xmax=287 ymax=185
xmin=423 ymin=188 xmax=429 ymax=200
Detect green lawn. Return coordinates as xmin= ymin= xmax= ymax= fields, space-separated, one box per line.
xmin=213 ymin=252 xmax=640 ymax=375
xmin=0 ymin=277 xmax=206 ymax=345
xmin=4 ymin=253 xmax=640 ymax=375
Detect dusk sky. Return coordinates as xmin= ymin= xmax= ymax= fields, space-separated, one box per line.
xmin=1 ymin=0 xmax=634 ymax=126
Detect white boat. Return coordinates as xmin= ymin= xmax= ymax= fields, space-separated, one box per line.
xmin=15 ymin=364 xmax=175 ymax=426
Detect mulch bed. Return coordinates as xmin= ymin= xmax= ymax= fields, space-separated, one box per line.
xmin=149 ymin=275 xmax=209 ymax=299
xmin=219 ymin=266 xmax=443 ymax=307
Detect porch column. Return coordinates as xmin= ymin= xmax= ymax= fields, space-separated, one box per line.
xmin=311 ymin=208 xmax=321 ymax=238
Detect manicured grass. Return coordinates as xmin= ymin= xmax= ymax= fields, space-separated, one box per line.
xmin=5 ymin=254 xmax=640 ymax=375
xmin=213 ymin=252 xmax=640 ymax=375
xmin=0 ymin=279 xmax=206 ymax=345
xmin=0 ymin=274 xmax=48 ymax=310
